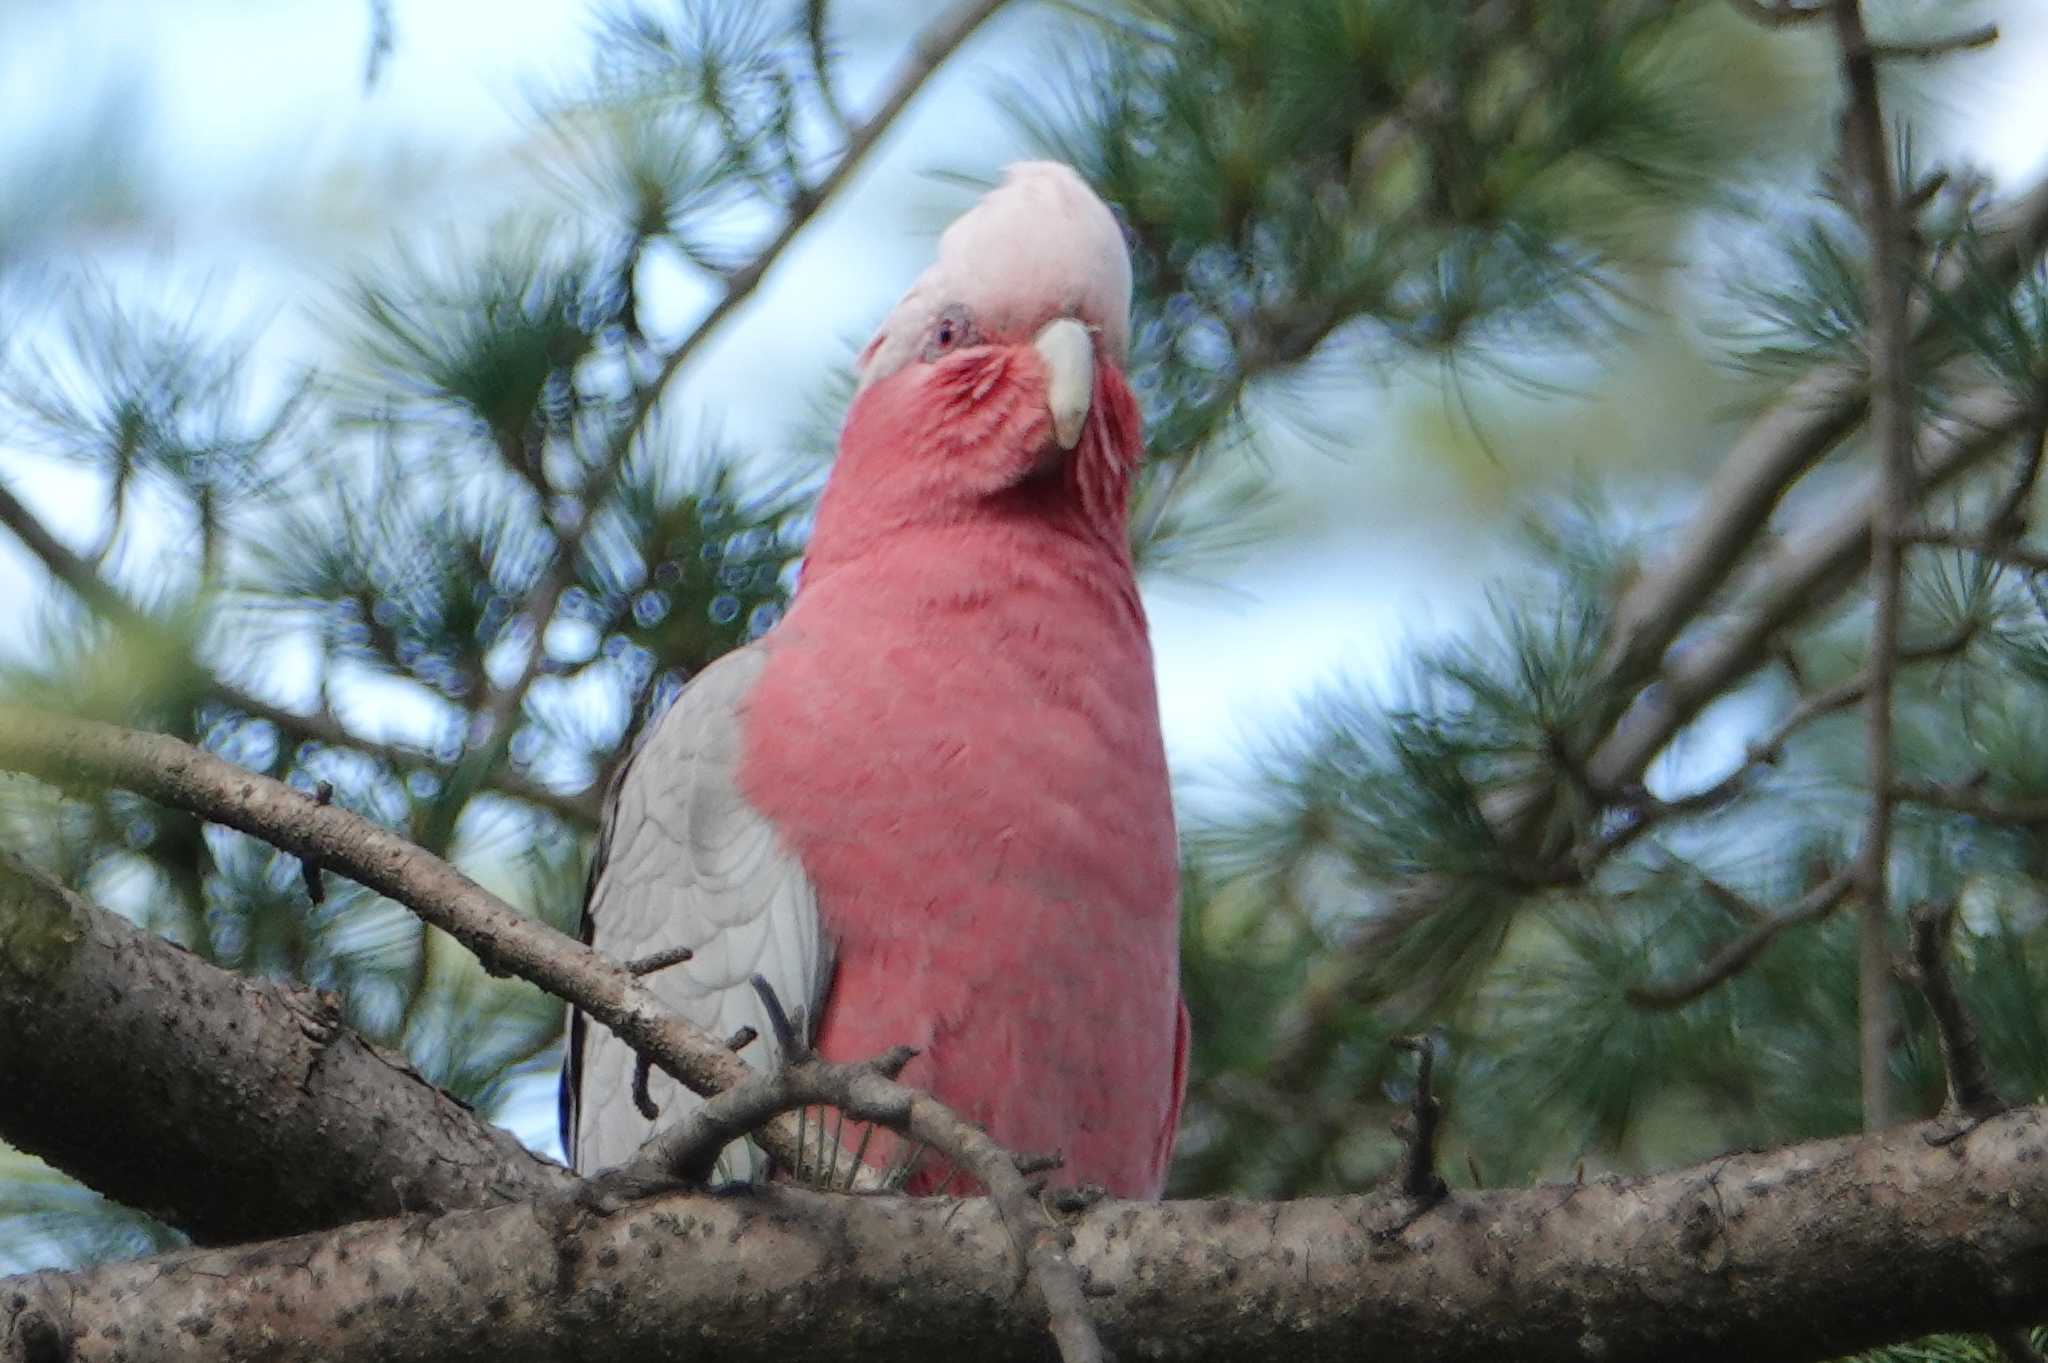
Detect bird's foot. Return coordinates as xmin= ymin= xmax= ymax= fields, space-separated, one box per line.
xmin=1044 ymin=1183 xmax=1107 ymax=1219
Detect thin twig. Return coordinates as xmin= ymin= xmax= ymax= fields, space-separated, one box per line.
xmin=1390 ymin=1035 xmax=1449 ymax=1203
xmin=1906 ymin=530 xmax=2048 ymax=574
xmin=300 ymin=780 xmax=334 ymax=904
xmin=626 ymin=944 xmax=695 ymax=976
xmin=1836 ymin=0 xmax=1916 ymax=1129
xmin=1627 ymin=868 xmax=1857 ymax=1010
xmin=1892 ymin=779 xmax=2048 ymax=826
xmin=1724 ymin=0 xmax=1829 ymax=27
xmin=1580 ymin=621 xmax=1976 ymax=870
xmin=1899 ymin=900 xmax=2006 ymax=1127
xmin=0 ymin=705 xmax=875 ymax=1186
xmin=1979 ymin=420 xmax=2047 ymax=537
xmin=0 ymin=476 xmax=597 ymax=824
xmin=1863 ymin=25 xmax=1999 ymax=61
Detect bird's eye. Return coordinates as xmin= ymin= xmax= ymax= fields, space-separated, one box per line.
xmin=921 ymin=305 xmax=973 ymax=362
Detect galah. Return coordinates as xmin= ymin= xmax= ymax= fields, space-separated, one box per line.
xmin=561 ymin=161 xmax=1186 ymax=1198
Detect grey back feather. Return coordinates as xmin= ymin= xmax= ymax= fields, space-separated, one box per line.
xmin=560 ymin=645 xmax=826 ymax=1178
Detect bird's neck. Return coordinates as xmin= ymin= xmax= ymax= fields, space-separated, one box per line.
xmin=799 ymin=349 xmax=1144 ymax=594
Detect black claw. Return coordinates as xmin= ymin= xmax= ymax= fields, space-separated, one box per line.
xmin=750 ymin=975 xmax=809 ymax=1060
xmin=1050 ymin=1184 xmax=1107 ymax=1215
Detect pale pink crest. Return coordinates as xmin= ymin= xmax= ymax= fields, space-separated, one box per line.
xmin=857 ymin=161 xmax=1132 ymax=391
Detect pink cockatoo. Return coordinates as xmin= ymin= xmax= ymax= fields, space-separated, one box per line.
xmin=561 ymin=161 xmax=1186 ymax=1198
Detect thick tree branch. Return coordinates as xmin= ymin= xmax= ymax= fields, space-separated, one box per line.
xmin=0 ymin=852 xmax=576 ymax=1244
xmin=12 ymin=1110 xmax=2048 ymax=1362
xmin=605 ymin=1022 xmax=1105 ymax=1363
xmin=0 ymin=706 xmax=855 ymax=1184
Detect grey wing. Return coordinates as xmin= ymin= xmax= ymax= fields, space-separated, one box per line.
xmin=560 ymin=645 xmax=827 ymax=1176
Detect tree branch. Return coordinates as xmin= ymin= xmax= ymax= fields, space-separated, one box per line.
xmin=1584 ymin=381 xmax=2040 ymax=795
xmin=1893 ymin=778 xmax=2048 ymax=826
xmin=0 ymin=705 xmax=856 ymax=1185
xmin=1835 ymin=0 xmax=1910 ymax=1130
xmin=12 ymin=1110 xmax=2048 ymax=1361
xmin=1598 ymin=170 xmax=2048 ymax=710
xmin=1863 ymin=25 xmax=1999 ymax=61
xmin=604 ymin=1020 xmax=1105 ymax=1363
xmin=462 ymin=0 xmax=1009 ymax=777
xmin=1899 ymin=900 xmax=2005 ymax=1125
xmin=1626 ymin=866 xmax=1856 ymax=1010
xmin=1906 ymin=530 xmax=2048 ymax=574
xmin=0 ymin=475 xmax=599 ymax=826
xmin=0 ymin=853 xmax=575 ymax=1244
xmin=616 ymin=0 xmax=1006 ymax=452
xmin=1586 ymin=619 xmax=1977 ymax=865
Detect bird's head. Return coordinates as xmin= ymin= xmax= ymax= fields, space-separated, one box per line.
xmin=855 ymin=160 xmax=1132 ymax=398
xmin=817 ymin=162 xmax=1141 ymax=552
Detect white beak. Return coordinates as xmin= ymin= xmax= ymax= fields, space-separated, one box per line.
xmin=1033 ymin=317 xmax=1095 ymax=450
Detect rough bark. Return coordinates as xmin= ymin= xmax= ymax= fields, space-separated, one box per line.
xmin=7 ymin=1109 xmax=2048 ymax=1363
xmin=0 ymin=854 xmax=576 ymax=1245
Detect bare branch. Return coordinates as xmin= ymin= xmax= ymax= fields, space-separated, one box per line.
xmin=1899 ymin=900 xmax=2005 ymax=1125
xmin=1863 ymin=25 xmax=2000 ymax=61
xmin=14 ymin=1110 xmax=2048 ymax=1361
xmin=1893 ymin=779 xmax=2048 ymax=826
xmin=1598 ymin=171 xmax=2048 ymax=711
xmin=1724 ymin=0 xmax=1830 ymax=27
xmin=0 ymin=475 xmax=599 ymax=825
xmin=1586 ymin=382 xmax=2039 ymax=796
xmin=1906 ymin=530 xmax=2048 ymax=574
xmin=1391 ymin=1035 xmax=1449 ymax=1204
xmin=1835 ymin=0 xmax=1912 ymax=1130
xmin=0 ymin=853 xmax=575 ymax=1243
xmin=0 ymin=705 xmax=862 ymax=1184
xmin=1627 ymin=867 xmax=1857 ymax=1010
